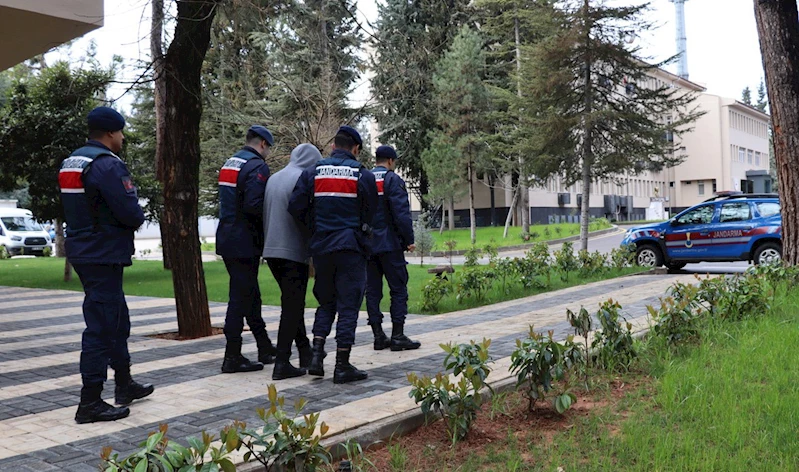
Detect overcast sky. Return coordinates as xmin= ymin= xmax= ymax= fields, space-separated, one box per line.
xmin=50 ymin=0 xmax=766 ymax=111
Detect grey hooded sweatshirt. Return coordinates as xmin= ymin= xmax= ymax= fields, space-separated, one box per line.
xmin=263 ymin=143 xmax=322 ymax=264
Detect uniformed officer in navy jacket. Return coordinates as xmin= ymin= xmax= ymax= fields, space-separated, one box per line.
xmin=365 ymin=146 xmax=421 ymax=351
xmin=59 ymin=106 xmax=154 ymax=424
xmin=216 ymin=126 xmax=276 ymax=374
xmin=288 ymin=125 xmax=378 ymax=384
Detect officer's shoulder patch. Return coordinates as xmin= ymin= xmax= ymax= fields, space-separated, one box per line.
xmin=121 ymin=177 xmax=135 ymax=193
xmin=257 ymin=172 xmax=268 ymax=182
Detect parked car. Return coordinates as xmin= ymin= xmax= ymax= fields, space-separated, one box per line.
xmin=0 ymin=208 xmax=53 ymax=257
xmin=620 ymin=193 xmax=782 ymax=270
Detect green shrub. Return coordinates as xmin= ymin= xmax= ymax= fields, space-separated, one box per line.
xmin=0 ymin=246 xmax=9 ymax=260
xmin=554 ymin=241 xmax=579 ymax=282
xmin=421 ymin=276 xmax=451 ymax=312
xmin=408 ymin=339 xmax=492 ymax=444
xmin=566 ymin=306 xmax=593 ymax=385
xmin=510 ymin=327 xmax=582 ymax=413
xmin=516 ymin=242 xmax=552 ymax=289
xmin=649 ymin=283 xmax=703 ymax=346
xmin=578 ymin=249 xmax=607 ymax=277
xmin=717 ymin=274 xmax=773 ymax=321
xmin=592 ymin=299 xmax=636 ymax=371
xmin=463 ymin=246 xmax=482 ymax=267
xmin=609 ymin=243 xmax=636 ymax=269
xmin=456 ymin=266 xmax=492 ymax=302
xmin=42 ymin=246 xmax=52 ymax=257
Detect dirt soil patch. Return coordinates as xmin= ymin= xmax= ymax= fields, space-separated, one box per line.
xmin=351 ymin=377 xmax=651 ymax=471
xmin=149 ymin=327 xmax=225 ymax=340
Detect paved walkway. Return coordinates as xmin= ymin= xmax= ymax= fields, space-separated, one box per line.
xmin=0 ymin=273 xmax=692 ymax=471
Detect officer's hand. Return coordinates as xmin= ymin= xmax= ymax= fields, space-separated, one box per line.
xmin=407 ymin=244 xmax=416 ymax=252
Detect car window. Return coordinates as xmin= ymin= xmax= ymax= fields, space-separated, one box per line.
xmin=675 ymin=205 xmax=715 ymax=225
xmin=757 ymin=202 xmax=780 ymax=218
xmin=720 ymin=203 xmax=752 ymax=223
xmin=0 ymin=217 xmax=43 ymax=232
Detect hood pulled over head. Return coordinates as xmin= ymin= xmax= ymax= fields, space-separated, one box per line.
xmin=290 ymin=143 xmax=322 ymax=170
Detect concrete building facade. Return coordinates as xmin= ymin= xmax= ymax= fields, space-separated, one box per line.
xmin=402 ymin=66 xmax=772 ymax=226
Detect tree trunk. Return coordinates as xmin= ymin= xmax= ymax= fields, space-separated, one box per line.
xmin=754 ymin=0 xmax=799 ymax=265
xmin=514 ymin=16 xmax=530 ymax=235
xmin=468 ymin=158 xmax=476 ymax=245
xmin=448 ymin=198 xmax=455 ymax=231
xmin=580 ymin=0 xmax=593 ymax=252
xmin=440 ymin=204 xmax=445 ymax=235
xmin=489 ymin=176 xmax=496 ymax=227
xmin=503 ymin=186 xmax=519 ymax=239
xmin=159 ymin=0 xmax=219 ymax=339
xmin=151 ymin=0 xmax=172 ymax=271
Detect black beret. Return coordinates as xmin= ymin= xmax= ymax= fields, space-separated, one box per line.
xmin=249 ymin=125 xmax=274 ymax=146
xmin=337 ymin=125 xmax=363 ymax=146
xmin=376 ymin=145 xmax=397 ymax=160
xmin=87 ymin=106 xmax=125 ymax=132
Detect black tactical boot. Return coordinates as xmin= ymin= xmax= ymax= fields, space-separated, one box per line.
xmin=75 ymin=384 xmax=130 ymax=424
xmin=272 ymin=352 xmax=307 ymax=381
xmin=221 ymin=339 xmax=264 ymax=373
xmin=114 ymin=368 xmax=155 ymax=406
xmin=390 ymin=323 xmax=421 ymax=351
xmin=333 ymin=348 xmax=368 ymax=384
xmin=254 ymin=332 xmax=277 ymax=365
xmin=371 ymin=323 xmax=391 ymax=351
xmin=298 ymin=344 xmax=313 ymax=369
xmin=308 ymin=337 xmax=326 ymax=377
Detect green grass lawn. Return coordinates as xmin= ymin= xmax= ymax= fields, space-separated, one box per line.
xmin=363 ymin=281 xmax=799 ymax=470
xmin=198 ymin=221 xmax=613 ymax=253
xmin=0 ymin=257 xmax=640 ymax=314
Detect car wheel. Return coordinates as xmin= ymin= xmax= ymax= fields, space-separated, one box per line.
xmin=636 ymin=244 xmax=663 ymax=268
xmin=667 ymin=262 xmax=687 ymax=272
xmin=754 ymin=242 xmax=782 ymax=266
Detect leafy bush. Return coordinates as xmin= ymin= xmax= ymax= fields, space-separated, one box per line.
xmin=0 ymin=245 xmax=9 ymax=260
xmin=592 ymin=299 xmax=636 ymax=371
xmin=510 ymin=327 xmax=582 ymax=413
xmin=519 ymin=231 xmax=531 ymax=242
xmin=554 ymin=241 xmax=579 ymax=282
xmin=101 ymin=385 xmax=330 ymax=472
xmin=444 ymin=240 xmax=458 ymax=266
xmin=529 ymin=230 xmax=540 ymax=241
xmin=456 ymin=266 xmax=492 ymax=302
xmin=695 ymin=275 xmax=726 ymax=314
xmin=408 ymin=339 xmax=492 ymax=444
xmin=421 ymin=276 xmax=451 ymax=312
xmin=463 ymin=246 xmax=482 ymax=267
xmin=609 ymin=243 xmax=636 ymax=269
xmin=101 ymin=424 xmax=239 ymax=472
xmin=42 ymin=246 xmax=52 ymax=257
xmin=493 ymin=257 xmax=518 ymax=294
xmin=482 ymin=242 xmax=499 ymax=264
xmin=543 ymin=227 xmax=552 ymax=239
xmin=237 ymin=384 xmax=331 ymax=471
xmin=516 ymin=242 xmax=552 ymax=289
xmin=716 ymin=274 xmax=773 ymax=321
xmin=578 ymin=250 xmax=607 ymax=277
xmin=649 ymin=283 xmax=703 ymax=346
xmin=555 ymin=226 xmax=563 ymax=237
xmin=567 ymin=306 xmax=593 ymax=384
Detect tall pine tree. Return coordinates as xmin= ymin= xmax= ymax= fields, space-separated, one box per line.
xmin=371 ymin=0 xmax=472 ymax=209
xmin=430 ymin=26 xmax=491 ymax=244
xmin=525 ymin=0 xmax=702 ymax=250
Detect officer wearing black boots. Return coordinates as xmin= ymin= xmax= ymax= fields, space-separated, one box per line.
xmin=288 ymin=125 xmax=378 ymax=384
xmin=365 ymin=146 xmax=421 ymax=351
xmin=217 ymin=126 xmax=276 ymax=374
xmin=59 ymin=106 xmax=154 ymax=424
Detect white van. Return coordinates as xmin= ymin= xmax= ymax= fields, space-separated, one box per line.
xmin=0 ymin=208 xmax=53 ymax=257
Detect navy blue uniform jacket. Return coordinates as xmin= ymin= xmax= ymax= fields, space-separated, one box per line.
xmin=369 ymin=166 xmax=414 ymax=254
xmin=216 ymin=147 xmax=271 ymax=258
xmin=60 ymin=141 xmax=145 ymax=266
xmin=288 ymin=149 xmax=378 ymax=257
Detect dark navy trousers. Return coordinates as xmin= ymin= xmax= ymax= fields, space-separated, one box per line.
xmin=311 ymin=251 xmax=366 ymax=348
xmin=365 ymin=250 xmax=409 ymax=325
xmin=223 ymin=257 xmax=268 ymax=343
xmin=73 ymin=264 xmax=131 ymax=386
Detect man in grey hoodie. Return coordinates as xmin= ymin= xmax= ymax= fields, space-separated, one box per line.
xmin=263 ymin=143 xmax=323 ymax=380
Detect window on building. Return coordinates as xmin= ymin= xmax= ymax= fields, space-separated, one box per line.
xmin=740 ymin=179 xmax=754 ymax=193
xmin=698 ymin=182 xmax=705 ymax=196
xmin=712 ymin=181 xmax=718 ymax=194
xmin=739 ymin=148 xmax=746 ymax=163
xmin=720 ymin=202 xmax=752 ymax=223
xmin=757 ymin=202 xmax=780 ymax=218
xmin=747 ymin=150 xmax=753 ymax=164
xmin=755 ymin=152 xmax=761 ymax=166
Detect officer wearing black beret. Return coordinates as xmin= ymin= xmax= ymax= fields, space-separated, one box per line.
xmin=59 ymin=106 xmax=154 ymax=424
xmin=365 ymin=145 xmax=420 ymax=351
xmin=217 ymin=125 xmax=276 ymax=373
xmin=288 ymin=125 xmax=378 ymax=384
